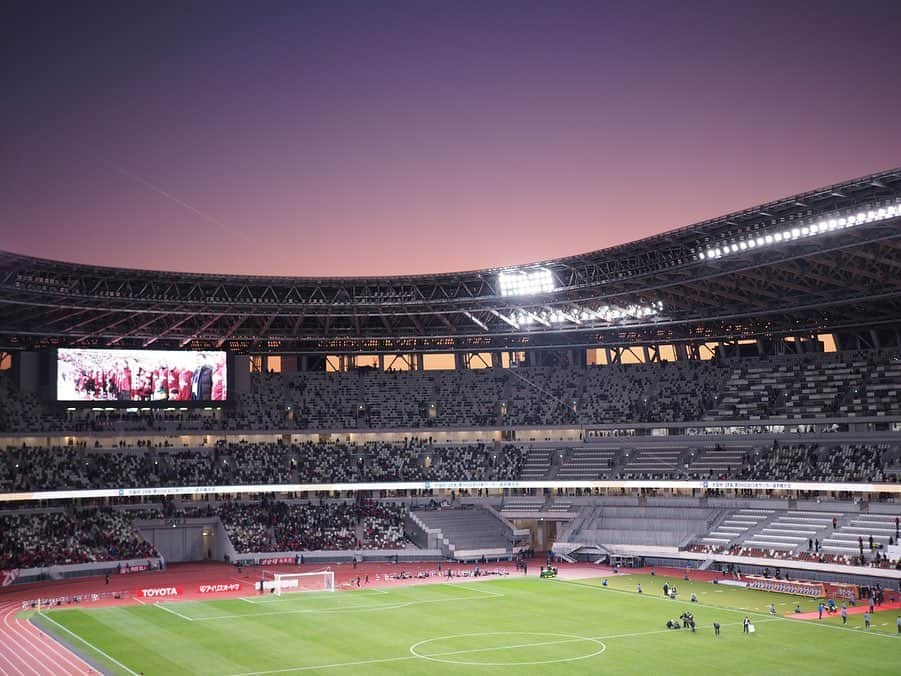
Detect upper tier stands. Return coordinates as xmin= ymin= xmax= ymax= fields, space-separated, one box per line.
xmin=707 ymin=352 xmax=901 ymax=420
xmin=4 ymin=349 xmax=900 ymax=433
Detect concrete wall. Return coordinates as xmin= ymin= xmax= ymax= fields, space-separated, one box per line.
xmin=137 ymin=518 xmax=226 ymax=562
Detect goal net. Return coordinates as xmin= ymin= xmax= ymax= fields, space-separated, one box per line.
xmin=262 ymin=570 xmax=335 ymax=595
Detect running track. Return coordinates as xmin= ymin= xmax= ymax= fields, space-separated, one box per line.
xmin=0 ymin=600 xmax=97 ymax=675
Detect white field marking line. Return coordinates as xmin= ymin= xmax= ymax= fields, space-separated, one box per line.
xmin=153 ymin=601 xmax=195 ymax=621
xmin=198 ymin=587 xmax=506 ymax=621
xmin=557 ymin=579 xmax=791 ymax=621
xmin=2 ymin=604 xmax=47 ymax=676
xmin=419 ymin=618 xmax=782 ymax=658
xmin=38 ymin=611 xmax=139 ymax=676
xmin=227 ymin=618 xmax=775 ymax=676
xmin=446 ymin=583 xmax=505 ymax=597
xmin=783 ymin=615 xmax=901 ymax=640
xmin=237 ymin=589 xmax=407 ymax=609
xmin=559 ymin=580 xmax=901 ymax=641
xmin=10 ymin=605 xmax=94 ymax=675
xmin=410 ymin=631 xmax=606 ymax=664
xmin=134 ymin=597 xmax=145 ymax=605
xmin=229 ymin=654 xmax=420 ymax=675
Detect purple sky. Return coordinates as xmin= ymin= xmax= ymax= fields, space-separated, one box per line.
xmin=3 ymin=1 xmax=900 ymax=277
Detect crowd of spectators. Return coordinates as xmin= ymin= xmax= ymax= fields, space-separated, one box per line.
xmin=0 ymin=508 xmax=157 ymax=570
xmin=685 ymin=543 xmax=900 ymax=571
xmin=0 ymin=439 xmax=896 ymax=492
xmin=2 ymin=349 xmax=901 ymax=433
xmin=218 ymin=499 xmax=406 ymax=553
xmin=736 ymin=442 xmax=893 ymax=483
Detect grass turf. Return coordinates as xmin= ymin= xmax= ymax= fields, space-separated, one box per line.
xmin=30 ymin=573 xmax=901 ymax=675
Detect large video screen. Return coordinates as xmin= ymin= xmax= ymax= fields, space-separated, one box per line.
xmin=57 ymin=348 xmax=227 ymax=402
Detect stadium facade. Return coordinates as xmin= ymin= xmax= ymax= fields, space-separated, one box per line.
xmin=1 ymin=169 xmax=900 ymax=609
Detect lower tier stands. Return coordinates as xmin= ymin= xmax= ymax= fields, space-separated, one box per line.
xmin=411 ymin=507 xmax=512 ymax=553
xmin=0 ymin=508 xmax=157 ymax=570
xmin=219 ymin=500 xmax=406 ymax=554
xmin=690 ymin=506 xmax=901 ymax=569
xmin=562 ymin=504 xmax=718 ymax=547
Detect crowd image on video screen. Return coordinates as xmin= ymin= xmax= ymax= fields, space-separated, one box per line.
xmin=57 ymin=348 xmax=227 ymax=402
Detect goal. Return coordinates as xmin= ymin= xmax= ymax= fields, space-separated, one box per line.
xmin=262 ymin=570 xmax=335 ymax=595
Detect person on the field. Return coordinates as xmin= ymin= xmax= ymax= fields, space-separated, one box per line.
xmin=864 ymin=612 xmax=871 ymax=630
xmin=663 ymin=582 xmax=669 ymax=597
xmin=713 ymin=621 xmax=720 ymax=636
xmin=637 ymin=583 xmax=642 ymax=594
xmin=743 ymin=617 xmax=751 ymax=633
xmin=841 ymin=605 xmax=848 ymax=624
xmin=769 ymin=603 xmax=776 ymax=616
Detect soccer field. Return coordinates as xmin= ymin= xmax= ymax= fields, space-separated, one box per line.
xmin=31 ymin=573 xmax=900 ymax=675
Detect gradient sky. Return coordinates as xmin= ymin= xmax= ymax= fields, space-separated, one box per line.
xmin=3 ymin=1 xmax=900 ymax=277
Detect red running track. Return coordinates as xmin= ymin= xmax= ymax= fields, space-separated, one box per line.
xmin=0 ymin=600 xmax=97 ymax=675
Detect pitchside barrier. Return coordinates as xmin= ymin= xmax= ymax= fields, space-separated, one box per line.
xmin=233 ymin=548 xmax=444 ymax=568
xmin=3 ymin=557 xmax=165 ymax=587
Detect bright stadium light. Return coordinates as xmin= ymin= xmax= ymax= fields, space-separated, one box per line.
xmin=498 ymin=268 xmax=556 ymax=297
xmin=696 ymin=201 xmax=899 ymax=263
xmin=502 ymin=301 xmax=663 ymax=330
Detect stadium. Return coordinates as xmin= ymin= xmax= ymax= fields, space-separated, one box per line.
xmin=0 ymin=168 xmax=900 ymax=674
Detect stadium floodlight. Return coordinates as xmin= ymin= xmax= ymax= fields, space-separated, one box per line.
xmin=498 ymin=268 xmax=556 ymax=297
xmin=696 ymin=201 xmax=899 ymax=264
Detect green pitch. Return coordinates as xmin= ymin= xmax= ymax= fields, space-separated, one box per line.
xmin=30 ymin=574 xmax=901 ymax=675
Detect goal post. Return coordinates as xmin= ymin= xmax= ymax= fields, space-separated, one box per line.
xmin=262 ymin=570 xmax=335 ymax=595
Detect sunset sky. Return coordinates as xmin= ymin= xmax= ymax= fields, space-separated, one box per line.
xmin=3 ymin=1 xmax=900 ymax=277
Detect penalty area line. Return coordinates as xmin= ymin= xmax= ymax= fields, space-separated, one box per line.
xmin=153 ymin=601 xmax=195 ymax=621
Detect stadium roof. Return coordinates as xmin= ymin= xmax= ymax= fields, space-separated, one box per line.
xmin=2 ymin=168 xmax=900 ymax=354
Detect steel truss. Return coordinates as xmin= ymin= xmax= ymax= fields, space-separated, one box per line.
xmin=1 ymin=169 xmax=900 ymax=354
